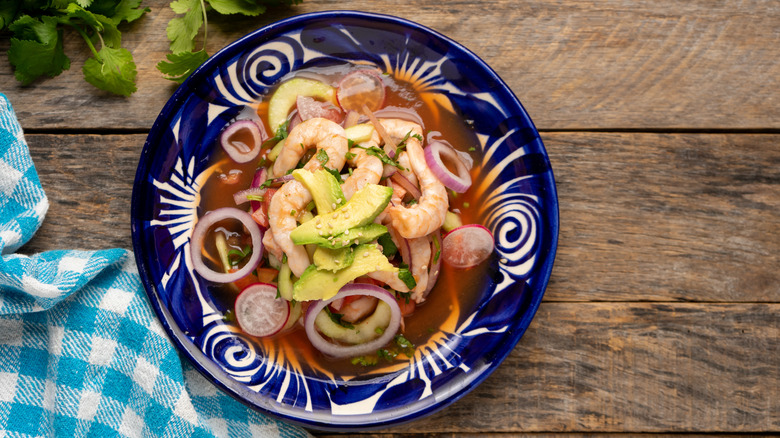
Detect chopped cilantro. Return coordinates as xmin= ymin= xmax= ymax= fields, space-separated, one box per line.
xmin=432 ymin=234 xmax=441 ymax=263
xmin=227 ymin=245 xmax=251 ymax=267
xmin=469 ymin=147 xmax=476 ymax=152
xmin=377 ymin=348 xmax=398 ymax=361
xmin=351 ymin=356 xmax=378 ymax=366
xmin=245 ymin=194 xmax=264 ymax=202
xmin=353 ymin=145 xmax=407 ymax=171
xmin=316 ymin=149 xmax=329 ymax=165
xmin=394 ymin=334 xmax=415 ymax=356
xmin=325 ymin=307 xmax=354 ymax=329
xmin=322 ymin=165 xmax=344 ymax=183
xmin=345 ymin=151 xmax=356 ymax=161
xmin=261 ymin=120 xmax=290 ymax=148
xmin=396 ymin=130 xmax=423 ymax=149
xmin=377 ymin=233 xmax=397 ymax=258
xmin=397 ymin=263 xmax=417 ymax=290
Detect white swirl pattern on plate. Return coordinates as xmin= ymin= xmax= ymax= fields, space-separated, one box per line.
xmin=148 ymin=26 xmax=543 ymax=416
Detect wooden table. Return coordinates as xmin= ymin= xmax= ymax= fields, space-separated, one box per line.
xmin=3 ymin=0 xmax=778 ymax=435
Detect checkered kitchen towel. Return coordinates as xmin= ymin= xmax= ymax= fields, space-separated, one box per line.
xmin=0 ymin=94 xmax=311 ymax=438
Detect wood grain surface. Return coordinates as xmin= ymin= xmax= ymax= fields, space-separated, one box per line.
xmin=5 ymin=0 xmax=779 ymax=435
xmin=1 ymin=0 xmax=779 ymax=131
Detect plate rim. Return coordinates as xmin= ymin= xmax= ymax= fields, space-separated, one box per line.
xmin=131 ymin=9 xmax=560 ymax=430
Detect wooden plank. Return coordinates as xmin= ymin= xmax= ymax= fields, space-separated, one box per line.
xmin=546 ymin=132 xmax=780 ymax=302
xmin=351 ymin=303 xmax=779 ymax=434
xmin=1 ymin=0 xmax=778 ymax=131
xmin=315 ymin=435 xmax=767 ymax=438
xmin=20 ymin=132 xmax=779 ymax=303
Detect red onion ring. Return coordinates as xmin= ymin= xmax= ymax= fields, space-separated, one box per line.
xmin=427 ymin=131 xmax=473 ymax=170
xmin=233 ymin=187 xmax=266 ymax=206
xmin=424 ymin=230 xmax=443 ymax=299
xmin=249 ymin=167 xmax=268 ymax=212
xmin=304 ymin=283 xmax=402 ymax=358
xmin=220 ymin=120 xmax=263 ymax=164
xmin=374 ymin=106 xmax=425 ymax=129
xmin=424 ymin=141 xmax=472 ymax=193
xmin=190 ymin=207 xmax=263 ymax=283
xmin=390 ymin=172 xmax=421 ymax=201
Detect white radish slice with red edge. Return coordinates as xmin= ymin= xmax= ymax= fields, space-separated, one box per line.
xmin=337 ymin=70 xmax=385 ymax=113
xmin=441 ymin=224 xmax=495 ymax=269
xmin=235 ymin=283 xmax=290 ymax=337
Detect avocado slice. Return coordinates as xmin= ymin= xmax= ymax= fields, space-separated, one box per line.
xmin=292 ymin=169 xmax=344 ymax=215
xmin=293 ymin=222 xmax=388 ymax=249
xmin=268 ymin=78 xmax=337 ymax=133
xmin=292 ymin=244 xmax=396 ymax=301
xmin=312 ymin=246 xmax=356 ymax=272
xmin=290 ymin=183 xmax=393 ymax=245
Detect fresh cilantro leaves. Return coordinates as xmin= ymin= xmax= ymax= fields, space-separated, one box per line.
xmin=353 ymin=145 xmax=407 ymax=171
xmin=398 ymin=263 xmax=417 ymax=290
xmin=159 ymin=0 xmax=302 ymax=83
xmin=3 ymin=0 xmax=148 ymax=95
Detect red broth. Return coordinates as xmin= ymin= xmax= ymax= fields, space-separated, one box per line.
xmin=197 ymin=64 xmax=489 ymax=377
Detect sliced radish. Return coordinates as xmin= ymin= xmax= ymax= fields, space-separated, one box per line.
xmin=441 ymin=224 xmax=495 ymax=269
xmin=296 ymin=95 xmax=344 ymax=124
xmin=337 ymin=70 xmax=386 ymax=113
xmin=220 ymin=120 xmax=263 ymax=164
xmin=235 ymin=283 xmax=290 ymax=337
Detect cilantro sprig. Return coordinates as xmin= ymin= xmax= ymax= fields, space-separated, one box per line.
xmin=3 ymin=0 xmax=149 ymax=96
xmin=158 ymin=0 xmax=301 ymax=83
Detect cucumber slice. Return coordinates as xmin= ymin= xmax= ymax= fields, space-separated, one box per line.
xmin=344 ymin=123 xmax=375 ymax=144
xmin=314 ymin=301 xmax=391 ymax=344
xmin=268 ymin=78 xmax=337 ymax=133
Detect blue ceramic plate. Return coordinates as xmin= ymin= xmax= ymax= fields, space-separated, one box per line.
xmin=131 ymin=10 xmax=558 ymax=430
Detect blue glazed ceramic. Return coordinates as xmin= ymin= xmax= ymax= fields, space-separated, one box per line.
xmin=131 ymin=10 xmax=558 ymax=430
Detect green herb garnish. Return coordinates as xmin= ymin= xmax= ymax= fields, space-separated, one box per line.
xmin=227 ymin=245 xmax=251 ymax=266
xmin=397 ymin=263 xmax=417 ymax=291
xmin=351 ymin=356 xmax=377 ymax=366
xmin=353 ymin=145 xmax=407 ymax=171
xmin=158 ymin=0 xmax=301 ymax=83
xmin=4 ymin=1 xmax=149 ymax=95
xmin=325 ymin=307 xmax=354 ymax=329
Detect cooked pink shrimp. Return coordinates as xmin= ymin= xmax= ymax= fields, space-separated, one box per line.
xmin=395 ymin=151 xmax=417 ymax=187
xmin=341 ymin=131 xmax=383 ymax=200
xmin=272 ymin=118 xmax=348 ymax=177
xmin=267 ymin=180 xmax=313 ymax=277
xmin=407 ymin=236 xmax=432 ymax=303
xmin=381 ymin=119 xmax=448 ymax=239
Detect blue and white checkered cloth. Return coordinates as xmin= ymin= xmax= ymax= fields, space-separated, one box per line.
xmin=0 ymin=93 xmax=311 ymax=438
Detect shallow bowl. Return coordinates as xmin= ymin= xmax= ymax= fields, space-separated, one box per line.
xmin=131 ymin=10 xmax=558 ymax=430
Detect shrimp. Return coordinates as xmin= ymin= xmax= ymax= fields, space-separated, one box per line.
xmin=380 ymin=119 xmax=448 ymax=239
xmin=366 ymin=219 xmax=430 ymax=303
xmin=341 ymin=130 xmax=383 ymax=200
xmin=267 ymin=180 xmax=313 ymax=277
xmin=407 ymin=236 xmax=432 ymax=303
xmin=272 ymin=118 xmax=348 ymax=177
xmin=268 ymin=118 xmax=349 ymax=276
